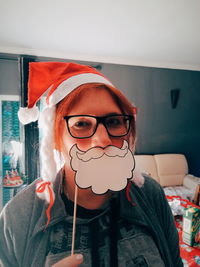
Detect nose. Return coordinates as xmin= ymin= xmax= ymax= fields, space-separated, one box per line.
xmin=92 ymin=123 xmax=112 ymax=147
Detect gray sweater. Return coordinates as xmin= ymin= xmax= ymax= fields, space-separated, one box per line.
xmin=0 ymin=172 xmax=183 ymax=267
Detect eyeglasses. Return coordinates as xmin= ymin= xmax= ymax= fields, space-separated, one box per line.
xmin=63 ymin=114 xmax=133 ymax=139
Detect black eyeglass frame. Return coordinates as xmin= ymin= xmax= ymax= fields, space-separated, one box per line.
xmin=63 ymin=114 xmax=133 ymax=139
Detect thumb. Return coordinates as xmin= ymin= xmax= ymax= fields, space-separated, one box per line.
xmin=52 ymin=254 xmax=83 ymax=267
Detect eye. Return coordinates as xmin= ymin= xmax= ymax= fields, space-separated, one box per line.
xmin=106 ymin=117 xmax=122 ymax=127
xmin=73 ymin=120 xmax=92 ymax=129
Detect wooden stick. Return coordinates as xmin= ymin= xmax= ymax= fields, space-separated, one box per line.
xmin=71 ymin=184 xmax=78 ymax=255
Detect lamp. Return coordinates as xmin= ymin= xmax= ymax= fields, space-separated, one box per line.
xmin=90 ymin=64 xmax=102 ymax=71
xmin=170 ymin=88 xmax=180 ymax=109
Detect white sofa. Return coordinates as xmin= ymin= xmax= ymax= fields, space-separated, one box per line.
xmin=135 ymin=154 xmax=200 ymax=201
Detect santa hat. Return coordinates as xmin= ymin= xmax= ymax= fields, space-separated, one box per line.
xmin=18 ymin=62 xmax=113 ymax=226
xmin=18 ymin=62 xmax=113 ymax=124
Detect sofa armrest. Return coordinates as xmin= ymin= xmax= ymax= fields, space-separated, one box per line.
xmin=183 ymin=174 xmax=200 ymax=190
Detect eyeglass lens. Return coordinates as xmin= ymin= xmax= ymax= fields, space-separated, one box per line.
xmin=67 ymin=115 xmax=131 ymax=138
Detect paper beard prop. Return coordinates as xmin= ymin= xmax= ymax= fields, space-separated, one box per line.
xmin=69 ymin=140 xmax=135 ymax=194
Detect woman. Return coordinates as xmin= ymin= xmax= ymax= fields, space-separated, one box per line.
xmin=0 ymin=62 xmax=183 ymax=267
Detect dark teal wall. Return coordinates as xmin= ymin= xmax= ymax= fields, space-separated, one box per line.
xmin=0 ymin=59 xmax=19 ymax=95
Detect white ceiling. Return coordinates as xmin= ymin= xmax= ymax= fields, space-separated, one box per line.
xmin=0 ymin=0 xmax=200 ymax=71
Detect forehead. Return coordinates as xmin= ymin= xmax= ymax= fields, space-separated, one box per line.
xmin=68 ymin=87 xmax=122 ymax=116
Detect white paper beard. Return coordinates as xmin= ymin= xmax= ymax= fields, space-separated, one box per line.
xmin=69 ymin=140 xmax=135 ymax=194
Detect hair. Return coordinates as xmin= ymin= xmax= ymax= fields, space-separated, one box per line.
xmin=54 ymin=83 xmax=136 ymax=152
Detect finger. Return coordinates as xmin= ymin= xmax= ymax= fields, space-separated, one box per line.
xmin=52 ymin=254 xmax=83 ymax=267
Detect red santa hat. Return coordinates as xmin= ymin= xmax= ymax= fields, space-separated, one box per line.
xmin=18 ymin=62 xmax=113 ymax=124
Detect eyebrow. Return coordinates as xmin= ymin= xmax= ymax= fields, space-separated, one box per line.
xmin=63 ymin=113 xmax=124 ymax=118
xmin=102 ymin=112 xmax=123 ymax=116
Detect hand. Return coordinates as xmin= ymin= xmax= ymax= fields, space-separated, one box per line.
xmin=52 ymin=254 xmax=83 ymax=267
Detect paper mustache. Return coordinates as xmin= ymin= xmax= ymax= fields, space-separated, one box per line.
xmin=69 ymin=140 xmax=135 ymax=194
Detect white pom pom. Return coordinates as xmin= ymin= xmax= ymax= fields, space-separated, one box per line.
xmin=131 ymin=167 xmax=145 ymax=187
xmin=18 ymin=106 xmax=39 ymax=125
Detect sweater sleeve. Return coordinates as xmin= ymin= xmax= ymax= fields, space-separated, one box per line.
xmin=0 ymin=205 xmax=19 ymax=267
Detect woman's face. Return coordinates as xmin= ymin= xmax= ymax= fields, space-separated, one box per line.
xmin=61 ymin=88 xmax=128 ymax=163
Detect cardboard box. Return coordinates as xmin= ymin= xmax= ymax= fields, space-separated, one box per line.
xmin=182 ymin=206 xmax=200 ymax=246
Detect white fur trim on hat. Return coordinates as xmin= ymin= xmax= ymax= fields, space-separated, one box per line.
xmin=18 ymin=106 xmax=39 ymax=125
xmin=49 ymin=73 xmax=113 ymax=106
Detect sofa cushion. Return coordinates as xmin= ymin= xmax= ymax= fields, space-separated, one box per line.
xmin=134 ymin=155 xmax=160 ymax=183
xmin=154 ymin=154 xmax=188 ymax=187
